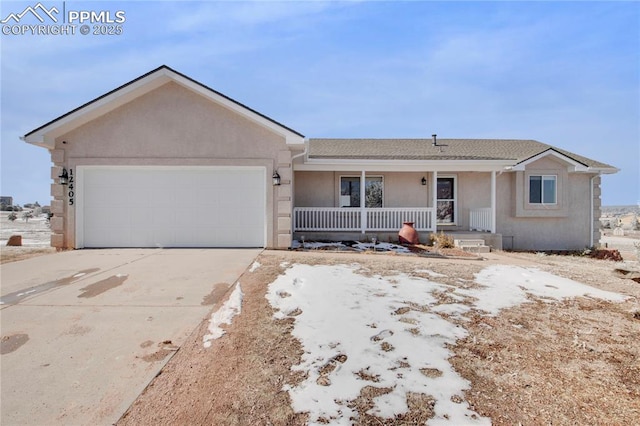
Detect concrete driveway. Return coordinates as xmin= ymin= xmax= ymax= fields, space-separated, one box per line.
xmin=0 ymin=248 xmax=261 ymax=426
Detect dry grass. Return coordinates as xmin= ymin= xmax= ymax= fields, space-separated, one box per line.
xmin=118 ymin=250 xmax=640 ymax=425
xmin=0 ymin=246 xmax=57 ymax=264
xmin=118 ymin=253 xmax=308 ymax=426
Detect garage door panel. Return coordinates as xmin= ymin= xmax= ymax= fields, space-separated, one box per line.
xmin=80 ymin=167 xmax=265 ymax=248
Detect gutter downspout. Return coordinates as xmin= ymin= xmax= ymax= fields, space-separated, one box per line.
xmin=290 ymin=140 xmax=308 ymax=162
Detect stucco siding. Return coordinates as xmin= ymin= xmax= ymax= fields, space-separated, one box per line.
xmin=294 ymin=171 xmax=335 ymax=207
xmin=58 ymin=82 xmax=285 ymax=159
xmin=384 ymin=173 xmax=430 ymax=207
xmin=446 ymin=172 xmax=492 ymax=231
xmin=294 ymin=171 xmax=432 ymax=208
xmin=51 ymin=82 xmax=292 ymax=249
xmin=295 ymin=167 xmax=598 ymax=251
xmin=497 ymin=169 xmax=594 ymax=250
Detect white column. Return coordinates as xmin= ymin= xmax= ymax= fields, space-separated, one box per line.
xmin=432 ymin=170 xmax=438 ymax=230
xmin=491 ymin=171 xmax=497 ymax=233
xmin=360 ymin=170 xmax=366 ymax=234
xmin=590 ymin=175 xmax=595 ymax=247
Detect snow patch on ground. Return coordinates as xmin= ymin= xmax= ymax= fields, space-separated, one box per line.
xmin=0 ymin=213 xmax=52 ymax=247
xmin=249 ymin=261 xmax=261 ymax=272
xmin=290 ymin=240 xmax=412 ymax=253
xmin=266 ymin=263 xmax=626 ymax=425
xmin=466 ymin=265 xmax=626 ymax=315
xmin=352 ymin=241 xmax=411 ymax=253
xmin=203 ymin=283 xmax=243 ymax=348
xmin=291 ymin=241 xmax=347 ymax=250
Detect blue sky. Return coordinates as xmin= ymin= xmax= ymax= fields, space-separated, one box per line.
xmin=1 ymin=0 xmax=638 ymax=206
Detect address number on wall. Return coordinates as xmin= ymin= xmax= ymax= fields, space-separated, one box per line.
xmin=68 ymin=169 xmax=75 ymax=206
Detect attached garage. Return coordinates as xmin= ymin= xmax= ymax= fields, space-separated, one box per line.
xmin=22 ymin=66 xmax=305 ymax=250
xmin=77 ymin=166 xmax=266 ymax=248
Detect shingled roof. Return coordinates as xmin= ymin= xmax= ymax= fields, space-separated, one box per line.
xmin=307 ymin=138 xmax=615 ymax=170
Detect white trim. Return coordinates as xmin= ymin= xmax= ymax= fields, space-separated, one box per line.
xmin=25 ymin=67 xmax=304 ymax=149
xmin=588 ymin=167 xmax=619 ymax=174
xmin=590 ymin=175 xmax=595 ymax=247
xmin=296 ymin=159 xmax=513 ymax=172
xmin=75 ymin=167 xmax=85 ymax=248
xmin=432 ymin=170 xmax=437 ymax=215
xmin=491 ymin=171 xmax=497 ymax=233
xmin=360 ymin=170 xmax=366 ymax=234
xmin=512 ymin=149 xmax=589 ymax=172
xmin=339 ymin=174 xmax=385 ymax=208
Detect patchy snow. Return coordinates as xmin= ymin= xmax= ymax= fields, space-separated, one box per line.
xmin=291 ymin=240 xmax=412 ymax=254
xmin=266 ymin=263 xmax=627 ymax=425
xmin=465 ymin=265 xmax=627 ymax=315
xmin=249 ymin=261 xmax=261 ymax=272
xmin=352 ymin=241 xmax=411 ymax=253
xmin=291 ymin=240 xmax=347 ymax=250
xmin=0 ymin=212 xmax=52 ymax=247
xmin=203 ymin=283 xmax=243 ymax=348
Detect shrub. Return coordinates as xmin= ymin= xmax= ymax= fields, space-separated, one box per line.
xmin=589 ymin=249 xmax=623 ymax=262
xmin=429 ymin=231 xmax=454 ymax=248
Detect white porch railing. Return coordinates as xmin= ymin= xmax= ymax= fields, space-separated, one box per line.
xmin=293 ymin=207 xmax=436 ymax=232
xmin=470 ymin=207 xmax=492 ymax=232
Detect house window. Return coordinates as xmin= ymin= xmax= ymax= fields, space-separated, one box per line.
xmin=529 ymin=175 xmax=557 ymax=204
xmin=437 ymin=177 xmax=456 ymax=224
xmin=340 ymin=176 xmax=383 ymax=208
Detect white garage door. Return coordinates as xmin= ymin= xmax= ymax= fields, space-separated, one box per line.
xmin=78 ymin=167 xmax=265 ymax=248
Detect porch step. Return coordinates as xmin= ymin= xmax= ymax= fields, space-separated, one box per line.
xmin=454 ymin=239 xmax=491 ymax=254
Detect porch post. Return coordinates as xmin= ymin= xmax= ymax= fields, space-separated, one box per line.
xmin=490 ymin=171 xmax=497 ymax=233
xmin=360 ymin=170 xmax=366 ymax=234
xmin=432 ymin=170 xmax=438 ymax=230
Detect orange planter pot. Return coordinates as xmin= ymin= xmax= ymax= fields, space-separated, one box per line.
xmin=398 ymin=222 xmax=419 ymax=245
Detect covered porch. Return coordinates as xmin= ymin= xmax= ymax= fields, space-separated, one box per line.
xmin=292 ymin=168 xmax=500 ymax=245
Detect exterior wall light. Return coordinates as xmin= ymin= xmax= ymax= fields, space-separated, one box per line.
xmin=421 ymin=176 xmax=427 ymax=186
xmin=272 ymin=170 xmax=281 ymax=186
xmin=59 ymin=168 xmax=69 ymax=185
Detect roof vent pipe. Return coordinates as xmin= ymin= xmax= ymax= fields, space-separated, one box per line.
xmin=432 ymin=134 xmax=437 ymax=146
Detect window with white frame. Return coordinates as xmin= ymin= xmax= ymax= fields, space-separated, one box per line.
xmin=340 ymin=176 xmax=383 ymax=208
xmin=437 ymin=177 xmax=456 ymax=223
xmin=529 ymin=175 xmax=557 ymax=204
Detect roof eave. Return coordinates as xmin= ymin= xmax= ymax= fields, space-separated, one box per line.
xmin=295 ymin=158 xmax=515 ymax=172
xmin=511 ymin=148 xmax=591 ymax=171
xmin=23 ymin=65 xmax=305 ymax=150
xmin=590 ymin=167 xmax=620 ymax=175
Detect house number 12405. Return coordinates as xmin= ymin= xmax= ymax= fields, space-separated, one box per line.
xmin=68 ymin=169 xmax=75 ymax=206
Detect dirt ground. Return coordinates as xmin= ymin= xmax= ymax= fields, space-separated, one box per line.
xmin=117 ymin=250 xmax=640 ymax=425
xmin=2 ymin=211 xmax=638 ymax=424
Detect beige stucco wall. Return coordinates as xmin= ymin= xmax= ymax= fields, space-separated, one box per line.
xmin=495 ymin=156 xmax=596 ymax=250
xmin=294 ymin=171 xmax=493 ymax=228
xmin=294 ymin=171 xmax=432 ymax=208
xmin=295 ymin=162 xmax=600 ymax=250
xmin=450 ymin=172 xmax=492 ymax=231
xmin=50 ymin=81 xmax=296 ymax=249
